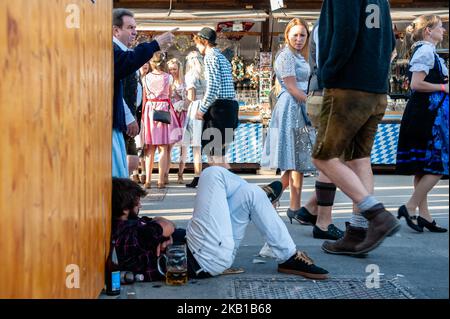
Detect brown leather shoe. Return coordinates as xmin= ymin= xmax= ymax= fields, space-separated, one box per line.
xmin=322 ymin=222 xmax=367 ymax=256
xmin=355 ymin=204 xmax=400 ymax=254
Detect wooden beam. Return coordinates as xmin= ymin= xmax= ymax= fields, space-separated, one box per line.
xmin=260 ymin=18 xmax=270 ymax=52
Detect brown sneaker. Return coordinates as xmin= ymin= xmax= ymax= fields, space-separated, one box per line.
xmin=322 ymin=222 xmax=367 ymax=256
xmin=355 ymin=204 xmax=400 ymax=254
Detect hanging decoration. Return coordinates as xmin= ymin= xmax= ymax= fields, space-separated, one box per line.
xmin=259 ymin=52 xmax=273 ymax=103
xmin=231 ymin=56 xmax=245 ymax=82
xmin=131 ymin=32 xmax=152 ymax=47
xmin=174 ymin=35 xmax=193 ymax=53
xmin=216 ymin=21 xmax=255 ymax=41
xmin=245 ymin=63 xmax=259 ymax=89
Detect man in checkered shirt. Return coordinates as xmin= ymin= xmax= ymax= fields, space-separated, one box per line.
xmin=194 ymin=27 xmax=239 ymax=168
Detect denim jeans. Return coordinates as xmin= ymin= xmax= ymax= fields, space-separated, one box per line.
xmin=186 ymin=166 xmax=296 ymax=276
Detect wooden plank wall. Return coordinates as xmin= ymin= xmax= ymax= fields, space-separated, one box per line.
xmin=0 ymin=0 xmax=112 ymax=298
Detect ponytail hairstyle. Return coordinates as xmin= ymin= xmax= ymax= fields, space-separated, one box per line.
xmin=149 ymin=51 xmax=166 ymax=72
xmin=406 ymin=15 xmax=442 ymax=43
xmin=405 ymin=15 xmax=442 ymax=59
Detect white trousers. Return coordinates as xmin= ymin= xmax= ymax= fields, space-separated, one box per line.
xmin=186 ymin=166 xmax=296 ymax=276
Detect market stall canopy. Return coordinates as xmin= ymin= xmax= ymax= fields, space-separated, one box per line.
xmin=134 ymin=9 xmax=268 ymax=25
xmin=390 ymin=8 xmax=449 ymax=22
xmin=134 ymin=9 xmax=268 ymax=31
xmin=273 ymin=8 xmax=449 ymax=23
xmin=272 ymin=9 xmax=321 ymax=22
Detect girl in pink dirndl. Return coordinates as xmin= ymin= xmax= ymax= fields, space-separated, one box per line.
xmin=141 ymin=52 xmax=182 ymax=189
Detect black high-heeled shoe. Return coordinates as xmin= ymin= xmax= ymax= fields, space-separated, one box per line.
xmin=287 ymin=208 xmax=300 ymax=224
xmin=397 ymin=205 xmax=423 ymax=232
xmin=287 ymin=207 xmax=317 ymax=225
xmin=417 ymin=216 xmax=448 ymax=233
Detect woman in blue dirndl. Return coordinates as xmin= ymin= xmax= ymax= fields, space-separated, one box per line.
xmin=396 ymin=15 xmax=448 ymax=233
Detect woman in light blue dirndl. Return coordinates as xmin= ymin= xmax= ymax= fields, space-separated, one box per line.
xmin=261 ymin=18 xmax=316 ymax=216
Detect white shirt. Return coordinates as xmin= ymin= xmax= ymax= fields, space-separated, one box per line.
xmin=136 ymin=74 xmax=143 ymax=107
xmin=113 ymin=37 xmax=136 ymax=125
xmin=410 ymin=41 xmax=449 ymax=77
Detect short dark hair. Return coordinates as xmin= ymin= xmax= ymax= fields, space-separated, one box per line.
xmin=113 ymin=8 xmax=134 ymax=28
xmin=112 ymin=178 xmax=147 ymax=219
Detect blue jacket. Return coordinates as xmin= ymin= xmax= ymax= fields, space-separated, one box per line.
xmin=113 ymin=41 xmax=160 ymax=132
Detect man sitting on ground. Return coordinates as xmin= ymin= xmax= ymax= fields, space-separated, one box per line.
xmin=112 ymin=167 xmax=329 ymax=281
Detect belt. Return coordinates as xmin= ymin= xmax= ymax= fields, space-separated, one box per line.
xmin=311 ymin=91 xmax=323 ymax=97
xmin=148 ymin=98 xmax=171 ymax=103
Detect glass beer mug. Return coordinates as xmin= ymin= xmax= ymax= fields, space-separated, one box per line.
xmin=157 ymin=244 xmax=188 ymax=285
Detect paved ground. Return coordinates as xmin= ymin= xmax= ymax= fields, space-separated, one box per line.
xmin=102 ymin=172 xmax=449 ymax=299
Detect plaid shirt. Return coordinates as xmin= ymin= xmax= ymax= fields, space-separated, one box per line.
xmin=112 ymin=216 xmax=165 ymax=282
xmin=200 ymin=47 xmax=236 ymax=113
